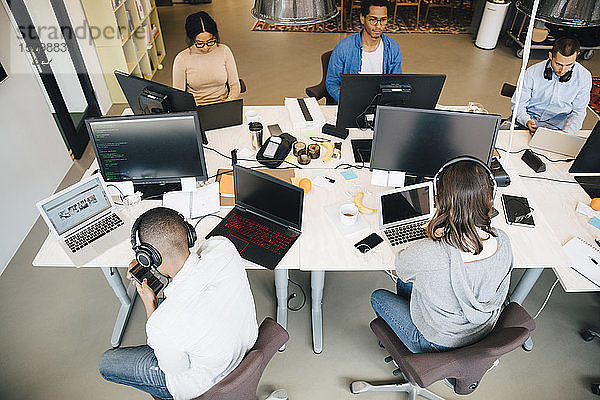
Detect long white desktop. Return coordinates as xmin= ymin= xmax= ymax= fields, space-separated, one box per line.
xmin=33 ymin=106 xmax=598 ymax=353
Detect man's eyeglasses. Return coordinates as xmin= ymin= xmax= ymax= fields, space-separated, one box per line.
xmin=194 ymin=39 xmax=217 ymax=48
xmin=366 ymin=16 xmax=388 ymax=25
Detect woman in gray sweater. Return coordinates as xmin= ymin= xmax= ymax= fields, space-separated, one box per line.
xmin=371 ymin=159 xmax=512 ymax=353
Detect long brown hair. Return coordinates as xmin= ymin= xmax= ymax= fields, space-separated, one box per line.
xmin=426 ymin=160 xmax=495 ymax=255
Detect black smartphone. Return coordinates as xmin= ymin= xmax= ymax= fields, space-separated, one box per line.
xmin=501 ymin=194 xmax=535 ymax=227
xmin=355 ymin=233 xmax=384 ymax=253
xmin=267 ymin=124 xmax=283 ymax=136
xmin=129 ymin=262 xmax=164 ymax=294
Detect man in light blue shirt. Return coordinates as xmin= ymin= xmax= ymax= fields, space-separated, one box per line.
xmin=511 ymin=37 xmax=592 ymax=135
xmin=325 ymin=0 xmax=402 ymax=104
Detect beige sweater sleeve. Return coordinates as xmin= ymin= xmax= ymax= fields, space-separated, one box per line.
xmin=223 ymin=46 xmax=241 ymax=100
xmin=172 ymin=51 xmax=186 ymax=92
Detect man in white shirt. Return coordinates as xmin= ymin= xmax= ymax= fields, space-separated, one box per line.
xmin=511 ymin=37 xmax=592 ymax=135
xmin=99 ymin=207 xmax=258 ymax=400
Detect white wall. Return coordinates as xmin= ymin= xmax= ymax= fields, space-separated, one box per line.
xmin=0 ymin=1 xmax=73 ymax=274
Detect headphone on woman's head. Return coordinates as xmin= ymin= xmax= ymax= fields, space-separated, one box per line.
xmin=544 ymin=59 xmax=573 ymax=82
xmin=130 ymin=208 xmax=197 ymax=272
xmin=433 ymin=156 xmax=497 ymax=199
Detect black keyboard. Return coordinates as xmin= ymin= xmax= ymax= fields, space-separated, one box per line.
xmin=64 ymin=213 xmax=123 ymax=253
xmin=383 ymin=221 xmax=426 ymax=247
xmin=222 ymin=214 xmax=293 ymax=255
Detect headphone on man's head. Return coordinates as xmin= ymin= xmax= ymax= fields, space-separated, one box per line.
xmin=433 ymin=156 xmax=497 ymax=199
xmin=544 ymin=59 xmax=573 ymax=82
xmin=130 ymin=207 xmax=197 ymax=272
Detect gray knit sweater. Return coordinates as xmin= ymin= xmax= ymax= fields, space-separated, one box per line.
xmin=395 ymin=228 xmax=513 ymax=348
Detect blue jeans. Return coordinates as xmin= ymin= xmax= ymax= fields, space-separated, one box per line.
xmin=99 ymin=345 xmax=173 ymax=399
xmin=370 ymin=280 xmax=451 ymax=354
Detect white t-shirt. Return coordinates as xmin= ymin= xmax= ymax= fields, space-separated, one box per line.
xmin=360 ymin=40 xmax=384 ymax=74
xmin=146 ymin=237 xmax=258 ymax=400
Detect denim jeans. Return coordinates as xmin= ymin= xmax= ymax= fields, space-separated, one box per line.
xmin=370 ymin=280 xmax=451 ymax=354
xmin=99 ymin=345 xmax=173 ymax=399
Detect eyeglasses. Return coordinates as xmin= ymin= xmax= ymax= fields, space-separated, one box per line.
xmin=366 ymin=16 xmax=388 ymax=25
xmin=194 ymin=38 xmax=217 ymax=48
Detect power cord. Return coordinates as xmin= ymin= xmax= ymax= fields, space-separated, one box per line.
xmin=204 ymin=146 xmax=301 ymax=170
xmin=533 ymin=278 xmax=559 ymax=319
xmin=518 ymin=175 xmax=579 ymax=184
xmin=192 ymin=213 xmax=224 ymax=229
xmin=287 ymin=276 xmax=306 ymax=312
xmin=495 ymin=147 xmax=574 ymax=163
xmin=355 ymin=93 xmax=381 ymax=130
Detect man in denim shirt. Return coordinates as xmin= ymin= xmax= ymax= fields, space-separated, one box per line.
xmin=511 ymin=37 xmax=592 ymax=135
xmin=325 ymin=0 xmax=402 ymax=104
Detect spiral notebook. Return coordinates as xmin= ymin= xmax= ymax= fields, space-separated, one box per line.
xmin=562 ymin=237 xmax=600 ymax=288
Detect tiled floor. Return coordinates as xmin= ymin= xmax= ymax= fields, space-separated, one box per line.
xmin=1 ymin=1 xmax=599 ymax=399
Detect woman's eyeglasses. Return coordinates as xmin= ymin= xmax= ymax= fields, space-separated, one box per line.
xmin=194 ymin=38 xmax=217 ymax=48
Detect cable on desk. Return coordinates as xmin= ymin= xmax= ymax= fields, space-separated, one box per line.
xmin=106 ymin=184 xmax=125 ymax=205
xmin=355 ymin=93 xmax=381 ymax=130
xmin=533 ymin=278 xmax=559 ymax=319
xmin=192 ymin=213 xmax=224 ymax=229
xmin=204 ymin=146 xmax=302 ymax=171
xmin=287 ymin=276 xmax=306 ymax=312
xmin=495 ymin=147 xmax=574 ymax=163
xmin=518 ymin=175 xmax=579 ymax=184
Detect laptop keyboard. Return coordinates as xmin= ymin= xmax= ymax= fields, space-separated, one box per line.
xmin=64 ymin=213 xmax=123 ymax=253
xmin=384 ymin=221 xmax=427 ymax=247
xmin=222 ymin=214 xmax=293 ymax=255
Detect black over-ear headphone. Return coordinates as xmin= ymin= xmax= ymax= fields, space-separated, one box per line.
xmin=130 ymin=207 xmax=197 ymax=271
xmin=544 ymin=59 xmax=573 ymax=82
xmin=433 ymin=156 xmax=497 ymax=200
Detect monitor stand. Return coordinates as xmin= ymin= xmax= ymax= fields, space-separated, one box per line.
xmin=135 ymin=182 xmax=182 ymax=200
xmin=404 ymin=175 xmax=427 ymax=186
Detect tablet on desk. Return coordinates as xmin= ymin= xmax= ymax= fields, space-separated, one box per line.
xmin=529 ymin=127 xmax=585 ymax=157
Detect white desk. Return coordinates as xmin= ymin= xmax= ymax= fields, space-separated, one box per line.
xmin=33 ymin=106 xmax=593 ymax=352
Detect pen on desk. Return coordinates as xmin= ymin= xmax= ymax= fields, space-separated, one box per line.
xmin=595 ymin=238 xmax=600 ymax=248
xmin=590 ymin=256 xmax=598 ymax=265
xmin=324 ymin=176 xmax=335 ymax=183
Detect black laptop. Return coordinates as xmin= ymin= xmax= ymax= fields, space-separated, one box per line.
xmin=206 ymin=165 xmax=303 ymax=269
xmin=196 ymin=99 xmax=243 ymax=131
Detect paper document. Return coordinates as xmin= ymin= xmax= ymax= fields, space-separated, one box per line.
xmin=162 ymin=182 xmax=220 ymax=219
xmin=563 ymin=237 xmax=600 ymax=288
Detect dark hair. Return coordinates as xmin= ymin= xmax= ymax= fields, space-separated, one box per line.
xmin=139 ymin=207 xmax=189 ymax=258
xmin=426 ymin=161 xmax=495 ymax=255
xmin=185 ymin=11 xmax=220 ymax=47
xmin=360 ymin=0 xmax=390 ymax=17
xmin=552 ymin=37 xmax=580 ymax=57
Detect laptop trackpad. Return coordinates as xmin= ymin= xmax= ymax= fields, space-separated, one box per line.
xmin=226 ymin=234 xmax=249 ymax=254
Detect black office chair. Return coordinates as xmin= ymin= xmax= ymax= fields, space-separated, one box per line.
xmin=305 ymin=50 xmax=336 ymax=105
xmin=580 ymin=328 xmax=600 ymax=395
xmin=351 ymin=302 xmax=535 ymax=399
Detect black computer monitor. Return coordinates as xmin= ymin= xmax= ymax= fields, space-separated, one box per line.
xmin=336 ymin=74 xmax=446 ymax=129
xmin=370 ymin=106 xmax=501 ymax=181
xmin=86 ymin=112 xmax=208 ymax=199
xmin=569 ymin=120 xmax=600 ymax=174
xmin=114 ymin=70 xmax=208 ymax=144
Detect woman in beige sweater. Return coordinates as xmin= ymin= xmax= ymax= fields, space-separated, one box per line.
xmin=172 ymin=12 xmax=240 ymax=105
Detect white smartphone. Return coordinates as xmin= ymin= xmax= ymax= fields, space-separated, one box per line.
xmin=263 ymin=136 xmax=282 ymax=158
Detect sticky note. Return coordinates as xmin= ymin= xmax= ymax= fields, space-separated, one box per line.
xmin=589 ymin=217 xmax=600 ymax=231
xmin=371 ymin=169 xmax=389 ymax=186
xmin=341 ymin=170 xmax=358 ymax=180
xmin=181 ymin=177 xmax=197 ymax=192
xmin=388 ymin=171 xmax=406 ymax=187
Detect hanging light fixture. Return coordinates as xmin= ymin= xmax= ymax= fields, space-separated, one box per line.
xmin=516 ymin=0 xmax=600 ymax=27
xmin=251 ymin=0 xmax=339 ymax=25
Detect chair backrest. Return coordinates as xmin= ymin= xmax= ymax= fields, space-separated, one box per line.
xmin=193 ymin=317 xmax=289 ymax=400
xmin=371 ymin=302 xmax=535 ymax=396
xmin=305 ymin=50 xmax=336 ymax=105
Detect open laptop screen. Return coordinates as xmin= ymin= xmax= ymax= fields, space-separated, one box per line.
xmin=40 ymin=177 xmax=111 ymax=235
xmin=234 ymin=166 xmax=303 ymax=231
xmin=381 ymin=185 xmax=431 ymax=225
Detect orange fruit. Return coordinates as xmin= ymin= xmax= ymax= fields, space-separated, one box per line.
xmin=591 ymin=198 xmax=600 ymax=211
xmin=298 ymin=178 xmax=312 ymax=193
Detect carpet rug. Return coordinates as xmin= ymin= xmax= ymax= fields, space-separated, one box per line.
xmin=590 ymin=77 xmax=600 ymax=115
xmin=252 ymin=5 xmax=473 ymax=34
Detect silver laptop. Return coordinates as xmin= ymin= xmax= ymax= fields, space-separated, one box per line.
xmin=377 ymin=182 xmax=435 ymax=250
xmin=36 ymin=175 xmax=129 ymax=265
xmin=529 ymin=127 xmax=586 ymax=157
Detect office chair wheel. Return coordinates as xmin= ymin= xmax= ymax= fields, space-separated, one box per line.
xmin=581 ymin=329 xmax=595 ymax=342
xmin=592 ymin=383 xmax=600 ymax=395
xmin=350 ymin=380 xmax=369 ymax=394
